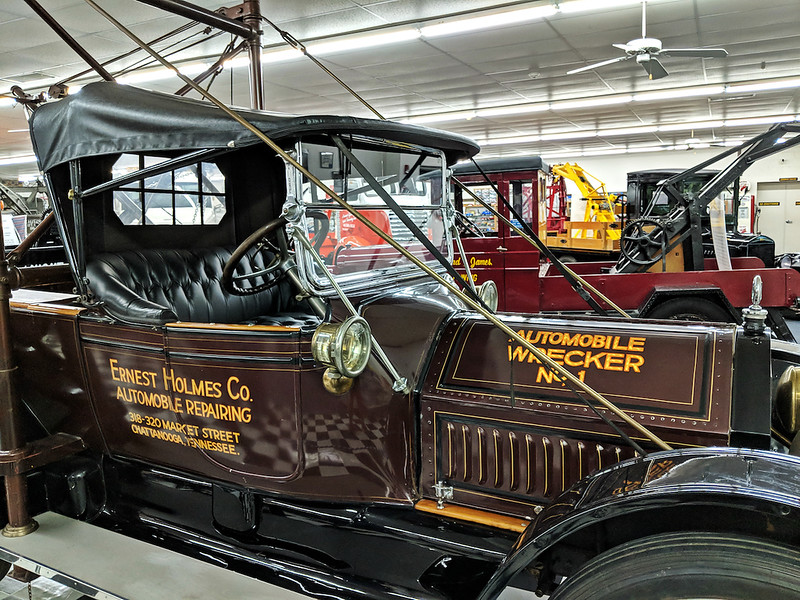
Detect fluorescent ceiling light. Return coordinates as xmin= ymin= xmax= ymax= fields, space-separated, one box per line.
xmin=118 ymin=62 xmax=208 ymax=85
xmin=723 ymin=114 xmax=797 ymax=127
xmin=633 ymin=85 xmax=725 ymax=102
xmin=659 ymin=120 xmax=723 ymax=132
xmin=478 ymin=113 xmax=798 ymax=151
xmin=398 ymin=75 xmax=799 ymax=125
xmin=550 ymin=95 xmax=632 ymax=110
xmin=0 ymin=154 xmax=36 ymax=166
xmin=601 ymin=125 xmax=659 ymax=136
xmin=0 ymin=97 xmax=15 ymax=108
xmin=261 ymin=49 xmax=303 ymax=64
xmin=559 ymin=0 xmax=655 ymax=13
xmin=310 ymin=29 xmax=421 ymax=55
xmin=542 ymin=144 xmax=690 ymax=160
xmin=420 ymin=5 xmax=557 ymax=37
xmin=540 ymin=130 xmax=596 ymax=141
xmin=411 ymin=94 xmax=633 ymax=124
xmin=227 ymin=30 xmax=421 ymax=66
xmin=7 ymin=128 xmax=28 ymax=133
xmin=403 ymin=110 xmax=477 ymax=125
xmin=725 ymin=78 xmax=800 ymax=94
xmin=476 ymin=104 xmax=548 ymax=118
xmin=481 ymin=134 xmax=542 ymax=146
xmin=421 ymin=0 xmax=666 ymax=38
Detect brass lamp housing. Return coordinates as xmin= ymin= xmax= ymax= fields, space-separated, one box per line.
xmin=311 ymin=316 xmax=372 ymax=378
xmin=478 ymin=280 xmax=499 ymax=312
xmin=776 ymin=365 xmax=800 ymax=436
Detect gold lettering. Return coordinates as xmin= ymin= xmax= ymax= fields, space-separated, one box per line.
xmin=536 ymin=367 xmax=560 ymax=384
xmin=624 ymin=354 xmax=645 ymax=372
xmin=628 ymin=337 xmax=646 ymax=352
xmin=547 ymin=348 xmax=565 ymax=364
xmin=603 ymin=353 xmax=625 ymax=371
xmin=109 ymin=358 xmax=158 ymax=388
xmin=591 ymin=335 xmax=606 ymax=349
xmin=583 ymin=351 xmax=605 ymax=370
xmin=564 ymin=350 xmax=584 ymax=367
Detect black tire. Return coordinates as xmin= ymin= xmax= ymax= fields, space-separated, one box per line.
xmin=645 ymin=297 xmax=732 ymax=323
xmin=551 ymin=532 xmax=800 ymax=600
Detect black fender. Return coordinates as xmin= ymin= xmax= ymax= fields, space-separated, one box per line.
xmin=475 ymin=448 xmax=800 ymax=600
xmin=638 ymin=285 xmax=738 ymax=320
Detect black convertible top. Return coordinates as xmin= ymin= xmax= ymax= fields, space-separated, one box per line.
xmin=29 ymin=82 xmax=480 ymax=173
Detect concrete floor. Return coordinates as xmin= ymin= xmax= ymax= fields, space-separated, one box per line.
xmin=4 ymin=569 xmax=531 ymax=599
xmin=0 ymin=576 xmax=86 ymax=600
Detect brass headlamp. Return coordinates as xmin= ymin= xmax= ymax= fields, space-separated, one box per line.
xmin=478 ymin=280 xmax=499 ymax=313
xmin=311 ymin=316 xmax=372 ymax=379
xmin=776 ymin=365 xmax=800 ymax=436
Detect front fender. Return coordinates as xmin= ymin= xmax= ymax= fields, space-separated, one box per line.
xmin=476 ymin=447 xmax=800 ymax=600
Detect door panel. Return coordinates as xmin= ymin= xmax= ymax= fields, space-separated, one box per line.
xmin=756 ymin=181 xmax=800 ymax=253
xmin=80 ymin=320 xmax=303 ymax=482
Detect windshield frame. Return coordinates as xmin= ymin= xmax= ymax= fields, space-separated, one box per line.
xmin=288 ymin=135 xmax=454 ymax=296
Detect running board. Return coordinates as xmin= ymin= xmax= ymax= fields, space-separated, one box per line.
xmin=0 ymin=512 xmax=310 ymax=599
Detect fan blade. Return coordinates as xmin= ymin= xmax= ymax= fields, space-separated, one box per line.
xmin=612 ymin=43 xmax=634 ymax=52
xmin=567 ymin=55 xmax=630 ymax=75
xmin=640 ymin=56 xmax=669 ymax=79
xmin=661 ymin=48 xmax=728 ymax=58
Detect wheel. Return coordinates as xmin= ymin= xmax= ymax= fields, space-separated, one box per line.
xmin=550 ymin=532 xmax=800 ymax=600
xmin=645 ymin=297 xmax=731 ymax=323
xmin=620 ymin=218 xmax=667 ymax=266
xmin=557 ymin=255 xmax=577 ymax=264
xmin=222 ymin=216 xmax=290 ymax=296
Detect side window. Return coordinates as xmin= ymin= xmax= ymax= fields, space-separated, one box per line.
xmin=461 ymin=183 xmax=498 ymax=236
xmin=112 ymin=154 xmax=227 ymax=225
xmin=510 ymin=180 xmax=534 ymax=236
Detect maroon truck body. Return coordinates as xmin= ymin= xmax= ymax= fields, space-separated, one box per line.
xmin=453 ymin=162 xmax=799 ymax=331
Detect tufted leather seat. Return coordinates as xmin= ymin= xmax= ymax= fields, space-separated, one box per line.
xmin=86 ymin=247 xmax=311 ymax=327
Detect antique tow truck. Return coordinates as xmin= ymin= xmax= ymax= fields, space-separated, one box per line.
xmin=1 ymin=2 xmax=800 ymax=599
xmin=452 ymin=150 xmax=800 ymax=338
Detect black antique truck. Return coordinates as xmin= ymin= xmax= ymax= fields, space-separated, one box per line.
xmin=1 ymin=2 xmax=800 ymax=599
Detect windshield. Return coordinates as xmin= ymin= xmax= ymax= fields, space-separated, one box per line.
xmin=293 ymin=136 xmax=450 ymax=292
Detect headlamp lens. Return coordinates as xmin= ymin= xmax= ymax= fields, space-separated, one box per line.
xmin=312 ymin=316 xmax=372 ymax=378
xmin=478 ymin=280 xmax=499 ymax=312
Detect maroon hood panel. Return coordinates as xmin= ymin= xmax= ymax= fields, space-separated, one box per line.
xmin=420 ymin=314 xmax=736 ymax=517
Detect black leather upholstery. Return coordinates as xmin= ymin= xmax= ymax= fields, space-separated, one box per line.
xmin=86 ymin=247 xmax=305 ymax=326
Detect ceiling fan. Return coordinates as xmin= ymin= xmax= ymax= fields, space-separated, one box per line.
xmin=567 ymin=0 xmax=728 ymax=80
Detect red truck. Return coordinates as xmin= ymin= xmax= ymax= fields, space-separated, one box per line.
xmin=452 ymin=149 xmax=800 ymax=339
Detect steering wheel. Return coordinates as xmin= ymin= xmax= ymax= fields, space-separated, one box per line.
xmin=455 ymin=211 xmax=485 ymax=238
xmin=306 ymin=209 xmax=331 ymax=253
xmin=620 ymin=218 xmax=669 ymax=267
xmin=222 ymin=216 xmax=291 ymax=296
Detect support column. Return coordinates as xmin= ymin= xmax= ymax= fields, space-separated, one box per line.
xmin=0 ymin=224 xmax=36 ymax=537
xmin=243 ymin=0 xmax=264 ymax=110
